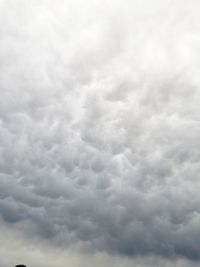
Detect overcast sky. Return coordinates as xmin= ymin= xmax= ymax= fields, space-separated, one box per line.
xmin=1 ymin=0 xmax=200 ymax=267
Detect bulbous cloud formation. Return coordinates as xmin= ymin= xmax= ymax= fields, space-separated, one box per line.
xmin=1 ymin=0 xmax=200 ymax=263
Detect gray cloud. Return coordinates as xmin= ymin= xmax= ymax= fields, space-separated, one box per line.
xmin=2 ymin=227 xmax=199 ymax=267
xmin=1 ymin=0 xmax=200 ymax=265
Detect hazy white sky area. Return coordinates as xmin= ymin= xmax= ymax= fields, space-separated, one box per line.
xmin=1 ymin=0 xmax=200 ymax=266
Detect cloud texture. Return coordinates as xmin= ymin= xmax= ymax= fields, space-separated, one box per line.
xmin=1 ymin=0 xmax=200 ymax=265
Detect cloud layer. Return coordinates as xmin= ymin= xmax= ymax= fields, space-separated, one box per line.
xmin=1 ymin=0 xmax=200 ymax=264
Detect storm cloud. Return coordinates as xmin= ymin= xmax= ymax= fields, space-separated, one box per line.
xmin=1 ymin=0 xmax=200 ymax=266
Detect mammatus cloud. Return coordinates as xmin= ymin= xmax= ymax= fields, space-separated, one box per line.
xmin=1 ymin=0 xmax=200 ymax=266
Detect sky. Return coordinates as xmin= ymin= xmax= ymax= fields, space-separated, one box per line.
xmin=1 ymin=0 xmax=200 ymax=266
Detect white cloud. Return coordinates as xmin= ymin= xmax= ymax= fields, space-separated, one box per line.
xmin=1 ymin=0 xmax=200 ymax=264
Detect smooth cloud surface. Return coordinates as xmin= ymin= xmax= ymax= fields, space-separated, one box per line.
xmin=1 ymin=0 xmax=200 ymax=266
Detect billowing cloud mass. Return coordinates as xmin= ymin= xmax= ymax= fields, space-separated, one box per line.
xmin=1 ymin=0 xmax=200 ymax=266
